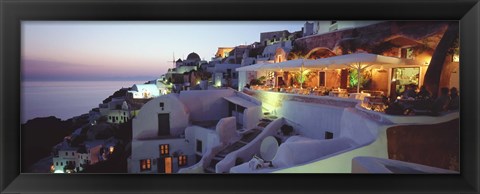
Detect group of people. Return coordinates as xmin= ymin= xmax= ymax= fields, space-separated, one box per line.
xmin=388 ymin=84 xmax=459 ymax=115
xmin=432 ymin=86 xmax=459 ymax=113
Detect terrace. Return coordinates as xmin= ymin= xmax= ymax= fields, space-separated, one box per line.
xmin=237 ymin=53 xmax=436 ymax=114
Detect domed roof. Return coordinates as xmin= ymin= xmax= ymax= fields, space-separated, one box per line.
xmin=186 ymin=52 xmax=201 ymax=61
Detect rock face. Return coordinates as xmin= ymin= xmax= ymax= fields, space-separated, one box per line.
xmin=386 ymin=118 xmax=460 ymax=171
xmin=103 ymin=88 xmax=130 ymax=104
xmin=293 ymin=21 xmax=449 ymax=57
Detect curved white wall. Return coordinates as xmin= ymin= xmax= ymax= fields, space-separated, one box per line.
xmin=279 ymin=101 xmax=345 ymax=139
xmin=339 ymin=108 xmax=378 ymax=145
xmin=217 ymin=117 xmax=285 ymax=173
xmin=272 ymin=137 xmax=355 ymax=168
xmin=132 ymin=94 xmax=189 ymax=139
xmin=179 ymin=89 xmax=234 ymax=122
xmin=216 ymin=117 xmax=238 ymax=145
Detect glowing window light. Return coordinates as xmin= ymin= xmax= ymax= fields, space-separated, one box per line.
xmin=54 ymin=170 xmax=64 ymax=173
xmin=109 ymin=146 xmax=114 ymax=154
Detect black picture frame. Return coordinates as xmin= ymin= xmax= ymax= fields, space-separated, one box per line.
xmin=1 ymin=0 xmax=479 ymax=193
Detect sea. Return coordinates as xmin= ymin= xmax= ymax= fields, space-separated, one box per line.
xmin=21 ymin=81 xmax=146 ymax=124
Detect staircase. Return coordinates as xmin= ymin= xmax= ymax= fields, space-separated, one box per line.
xmin=204 ymin=120 xmax=271 ymax=173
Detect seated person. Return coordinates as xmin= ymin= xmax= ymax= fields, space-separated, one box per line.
xmin=402 ymin=84 xmax=417 ymax=99
xmin=417 ymin=85 xmax=431 ymax=100
xmin=431 ymin=87 xmax=450 ymax=114
xmin=448 ymin=87 xmax=459 ymax=110
xmin=277 ymin=79 xmax=286 ymax=87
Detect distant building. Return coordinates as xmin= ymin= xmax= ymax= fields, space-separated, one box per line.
xmin=52 ymin=138 xmax=117 ymax=173
xmin=310 ymin=21 xmax=380 ymax=36
xmin=213 ymin=47 xmax=234 ymax=60
xmin=303 ymin=21 xmax=314 ymax=37
xmin=212 ymin=63 xmax=241 ymax=88
xmin=99 ymin=97 xmax=132 ymax=124
xmin=127 ymin=84 xmax=161 ymax=99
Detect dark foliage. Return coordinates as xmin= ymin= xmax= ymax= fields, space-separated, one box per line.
xmin=102 ymin=88 xmax=130 ymax=104
xmin=81 ymin=141 xmax=128 ymax=173
xmin=280 ymin=124 xmax=294 ymax=136
xmin=114 ymin=119 xmax=132 ymax=143
xmin=21 ymin=116 xmax=88 ymax=171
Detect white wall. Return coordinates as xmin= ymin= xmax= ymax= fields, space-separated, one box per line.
xmin=314 ymin=21 xmax=380 ymax=35
xmin=53 ymin=150 xmax=77 ymax=172
xmin=106 ymin=109 xmax=130 ymax=124
xmin=53 ymin=144 xmax=104 ymax=173
xmin=214 ymin=73 xmax=223 ymax=87
xmin=218 ymin=117 xmax=285 ymax=173
xmin=214 ymin=63 xmax=241 ymax=73
xmin=241 ymin=57 xmax=256 ymax=66
xmin=185 ymin=126 xmax=220 ymax=156
xmin=272 ymin=137 xmax=355 ymax=168
xmin=215 ymin=117 xmax=237 ymax=145
xmin=132 ymin=94 xmax=189 ymax=139
xmin=129 ymin=138 xmax=191 ymax=173
xmin=337 ymin=21 xmax=379 ymax=30
xmin=130 ymin=84 xmax=161 ymax=99
xmin=339 ymin=108 xmax=378 ymax=145
xmin=237 ymin=71 xmax=247 ymax=91
xmin=108 ymin=98 xmax=125 ymax=109
xmin=178 ymin=89 xmax=234 ymax=122
xmin=242 ymin=106 xmax=263 ymax=130
xmin=278 ymin=101 xmax=345 ymax=139
xmin=176 ymin=65 xmax=197 ymax=74
xmin=314 ymin=21 xmax=331 ymax=35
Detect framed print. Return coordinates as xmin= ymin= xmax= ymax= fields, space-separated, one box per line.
xmin=1 ymin=0 xmax=479 ymax=193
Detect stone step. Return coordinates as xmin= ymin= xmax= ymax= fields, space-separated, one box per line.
xmin=204 ymin=166 xmax=215 ymax=173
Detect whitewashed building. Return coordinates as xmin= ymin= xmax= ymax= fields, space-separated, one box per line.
xmin=128 ymin=89 xmax=262 ymax=173
xmin=211 ymin=63 xmax=241 ymax=88
xmin=127 ymin=84 xmax=161 ymax=99
xmin=52 ymin=138 xmax=117 ymax=173
xmin=99 ymin=98 xmax=132 ymax=124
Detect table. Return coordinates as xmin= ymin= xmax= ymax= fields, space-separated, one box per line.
xmin=363 ymin=96 xmax=386 ymax=111
xmin=349 ymin=92 xmax=371 ymax=100
xmin=329 ymin=91 xmax=349 ymax=98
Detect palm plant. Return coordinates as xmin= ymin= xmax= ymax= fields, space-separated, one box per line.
xmin=293 ymin=68 xmax=311 ymax=89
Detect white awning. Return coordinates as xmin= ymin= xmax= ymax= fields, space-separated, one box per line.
xmin=223 ymin=96 xmax=257 ymax=108
xmin=236 ymin=53 xmax=421 ymax=72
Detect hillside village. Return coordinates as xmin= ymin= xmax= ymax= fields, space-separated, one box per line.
xmin=26 ymin=21 xmax=460 ymax=174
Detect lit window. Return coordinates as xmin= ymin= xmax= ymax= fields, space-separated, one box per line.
xmin=140 ymin=159 xmax=151 ymax=171
xmin=178 ymin=155 xmax=187 ymax=166
xmin=452 ymin=48 xmax=459 ymax=62
xmin=160 ymin=144 xmax=169 ymax=156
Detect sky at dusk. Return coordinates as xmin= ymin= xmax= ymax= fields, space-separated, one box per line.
xmin=22 ymin=21 xmax=305 ymax=81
